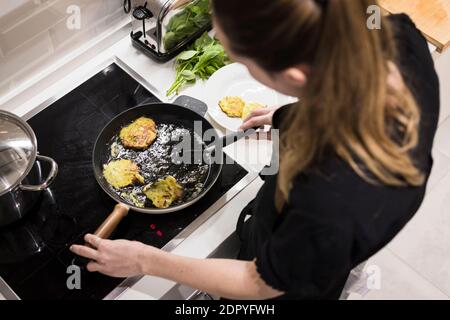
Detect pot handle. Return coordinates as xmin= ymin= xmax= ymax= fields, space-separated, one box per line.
xmin=20 ymin=155 xmax=59 ymax=191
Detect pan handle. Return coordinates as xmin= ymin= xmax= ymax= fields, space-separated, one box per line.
xmin=173 ymin=95 xmax=208 ymax=117
xmin=93 ymin=203 xmax=130 ymax=239
xmin=205 ymin=127 xmax=260 ymax=153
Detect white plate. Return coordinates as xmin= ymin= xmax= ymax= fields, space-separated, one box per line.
xmin=204 ymin=63 xmax=297 ymax=132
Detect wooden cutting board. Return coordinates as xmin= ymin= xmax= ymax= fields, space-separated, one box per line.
xmin=379 ymin=0 xmax=450 ymax=52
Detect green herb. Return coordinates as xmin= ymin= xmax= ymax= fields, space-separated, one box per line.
xmin=163 ymin=0 xmax=211 ymax=51
xmin=167 ymin=32 xmax=230 ymax=97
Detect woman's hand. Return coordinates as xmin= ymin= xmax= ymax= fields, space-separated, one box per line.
xmin=70 ymin=234 xmax=154 ymax=278
xmin=239 ymin=106 xmax=280 ymax=131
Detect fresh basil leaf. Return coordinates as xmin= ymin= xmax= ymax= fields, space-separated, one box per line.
xmin=180 ymin=70 xmax=196 ymax=81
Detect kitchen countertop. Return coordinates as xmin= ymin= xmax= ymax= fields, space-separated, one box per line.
xmin=0 ymin=18 xmax=443 ymax=300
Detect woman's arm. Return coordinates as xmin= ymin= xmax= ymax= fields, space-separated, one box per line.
xmin=70 ymin=234 xmax=283 ymax=300
xmin=146 ymin=249 xmax=283 ymax=300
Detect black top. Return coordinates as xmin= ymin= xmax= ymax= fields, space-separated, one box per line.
xmin=237 ymin=14 xmax=440 ymax=300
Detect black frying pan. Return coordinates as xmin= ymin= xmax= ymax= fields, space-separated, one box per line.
xmin=91 ymin=100 xmax=255 ymax=240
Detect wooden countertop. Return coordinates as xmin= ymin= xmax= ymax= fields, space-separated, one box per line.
xmin=379 ymin=0 xmax=450 ymax=52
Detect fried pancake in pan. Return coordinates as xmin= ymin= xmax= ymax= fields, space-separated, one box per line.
xmin=119 ymin=117 xmax=157 ymax=149
xmin=143 ymin=176 xmax=184 ymax=209
xmin=103 ymin=159 xmax=145 ymax=189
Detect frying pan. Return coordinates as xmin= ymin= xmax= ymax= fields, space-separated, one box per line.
xmin=91 ymin=99 xmax=255 ymax=240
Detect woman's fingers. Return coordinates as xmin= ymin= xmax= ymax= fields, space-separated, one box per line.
xmin=84 ymin=233 xmax=103 ymax=248
xmin=241 ymin=109 xmax=271 ymax=124
xmin=86 ymin=261 xmax=102 ymax=273
xmin=244 ymin=107 xmax=272 ymax=119
xmin=69 ymin=234 xmax=104 ymax=260
xmin=240 ymin=107 xmax=279 ymax=131
xmin=70 ymin=244 xmax=99 ymax=260
xmin=240 ymin=115 xmax=271 ymax=130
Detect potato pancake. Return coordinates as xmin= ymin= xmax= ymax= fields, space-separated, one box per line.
xmin=143 ymin=176 xmax=183 ymax=209
xmin=218 ymin=96 xmax=245 ymax=118
xmin=119 ymin=117 xmax=157 ymax=149
xmin=103 ymin=159 xmax=145 ymax=189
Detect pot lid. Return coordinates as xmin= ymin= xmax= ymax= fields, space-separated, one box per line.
xmin=0 ymin=111 xmax=37 ymax=196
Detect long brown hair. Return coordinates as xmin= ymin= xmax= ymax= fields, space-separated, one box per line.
xmin=212 ymin=0 xmax=424 ymax=200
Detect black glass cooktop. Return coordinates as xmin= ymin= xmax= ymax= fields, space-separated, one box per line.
xmin=0 ymin=63 xmax=248 ymax=300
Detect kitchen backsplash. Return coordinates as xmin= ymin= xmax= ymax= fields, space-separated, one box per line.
xmin=0 ymin=0 xmax=129 ymax=100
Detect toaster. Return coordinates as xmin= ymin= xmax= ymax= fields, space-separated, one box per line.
xmin=130 ymin=0 xmax=212 ymax=62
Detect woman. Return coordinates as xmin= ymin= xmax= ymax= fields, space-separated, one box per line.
xmin=71 ymin=0 xmax=440 ymax=299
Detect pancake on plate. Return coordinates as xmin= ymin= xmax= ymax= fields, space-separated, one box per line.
xmin=218 ymin=96 xmax=245 ymax=118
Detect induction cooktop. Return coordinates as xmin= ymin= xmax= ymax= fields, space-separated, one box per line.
xmin=0 ymin=63 xmax=253 ymax=300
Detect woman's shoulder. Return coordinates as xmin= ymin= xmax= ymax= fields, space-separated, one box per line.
xmin=388 ymin=13 xmax=438 ymax=88
xmin=388 ymin=13 xmax=426 ymax=48
xmin=388 ymin=13 xmax=418 ymax=29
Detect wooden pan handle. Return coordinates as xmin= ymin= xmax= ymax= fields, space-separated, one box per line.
xmin=94 ymin=204 xmax=129 ymax=239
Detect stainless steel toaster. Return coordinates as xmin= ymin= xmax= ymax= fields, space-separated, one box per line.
xmin=130 ymin=0 xmax=212 ymax=62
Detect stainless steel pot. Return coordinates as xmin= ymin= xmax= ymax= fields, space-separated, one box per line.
xmin=0 ymin=110 xmax=58 ymax=227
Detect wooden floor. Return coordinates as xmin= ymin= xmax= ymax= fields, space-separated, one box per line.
xmin=379 ymin=0 xmax=450 ymax=52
